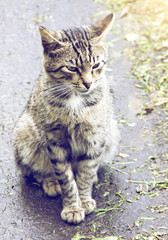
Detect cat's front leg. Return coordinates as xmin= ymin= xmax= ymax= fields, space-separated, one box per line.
xmin=49 ymin=146 xmax=85 ymax=224
xmin=56 ymin=164 xmax=85 ymax=224
xmin=76 ymin=158 xmax=99 ymax=215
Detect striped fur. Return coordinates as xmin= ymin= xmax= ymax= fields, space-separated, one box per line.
xmin=13 ymin=13 xmax=119 ymax=224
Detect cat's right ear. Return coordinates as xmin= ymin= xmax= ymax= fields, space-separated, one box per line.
xmin=89 ymin=13 xmax=115 ymax=42
xmin=39 ymin=26 xmax=65 ymax=52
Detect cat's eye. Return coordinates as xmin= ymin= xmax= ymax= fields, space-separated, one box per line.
xmin=66 ymin=66 xmax=78 ymax=72
xmin=92 ymin=63 xmax=100 ymax=69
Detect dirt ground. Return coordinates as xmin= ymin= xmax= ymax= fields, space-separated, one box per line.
xmin=0 ymin=0 xmax=168 ymax=239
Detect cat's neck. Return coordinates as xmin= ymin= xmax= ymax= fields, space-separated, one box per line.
xmin=65 ymin=93 xmax=85 ymax=112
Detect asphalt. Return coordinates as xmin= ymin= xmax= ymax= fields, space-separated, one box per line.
xmin=0 ymin=0 xmax=168 ymax=239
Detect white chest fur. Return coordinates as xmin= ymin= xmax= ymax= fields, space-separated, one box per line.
xmin=66 ymin=94 xmax=84 ymax=111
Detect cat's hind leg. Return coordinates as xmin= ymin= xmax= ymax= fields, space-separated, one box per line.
xmin=43 ymin=175 xmax=62 ymax=197
xmin=13 ymin=113 xmax=61 ymax=197
xmin=34 ymin=173 xmax=62 ymax=197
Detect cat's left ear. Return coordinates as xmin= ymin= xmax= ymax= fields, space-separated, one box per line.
xmin=39 ymin=26 xmax=65 ymax=52
xmin=89 ymin=13 xmax=114 ymax=41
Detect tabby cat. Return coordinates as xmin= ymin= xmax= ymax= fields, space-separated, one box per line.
xmin=13 ymin=13 xmax=119 ymax=224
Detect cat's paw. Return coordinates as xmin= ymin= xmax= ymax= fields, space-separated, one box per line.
xmin=43 ymin=177 xmax=62 ymax=197
xmin=82 ymin=198 xmax=96 ymax=215
xmin=61 ymin=206 xmax=85 ymax=224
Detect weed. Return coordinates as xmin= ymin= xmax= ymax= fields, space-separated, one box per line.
xmin=126 ymin=178 xmax=168 ymax=191
xmin=94 ymin=190 xmax=125 ymax=217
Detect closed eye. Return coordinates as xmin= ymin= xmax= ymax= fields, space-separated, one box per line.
xmin=66 ymin=66 xmax=79 ymax=72
xmin=92 ymin=62 xmax=100 ymax=69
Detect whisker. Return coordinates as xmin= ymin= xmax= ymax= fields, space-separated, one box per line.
xmin=44 ymin=84 xmax=70 ymax=95
xmin=45 ymin=85 xmax=67 ymax=92
xmin=45 ymin=86 xmax=75 ymax=102
xmin=50 ymin=89 xmax=70 ymax=99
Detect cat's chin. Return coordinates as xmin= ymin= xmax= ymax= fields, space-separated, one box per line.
xmin=77 ymin=88 xmax=93 ymax=95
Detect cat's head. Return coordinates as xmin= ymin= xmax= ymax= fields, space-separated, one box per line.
xmin=39 ymin=13 xmax=114 ymax=96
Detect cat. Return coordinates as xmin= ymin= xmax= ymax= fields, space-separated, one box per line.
xmin=13 ymin=13 xmax=119 ymax=224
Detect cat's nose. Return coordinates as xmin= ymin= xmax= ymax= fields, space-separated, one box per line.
xmin=83 ymin=82 xmax=92 ymax=89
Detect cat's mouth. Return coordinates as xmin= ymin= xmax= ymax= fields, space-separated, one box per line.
xmin=76 ymin=83 xmax=94 ymax=94
xmin=77 ymin=87 xmax=92 ymax=95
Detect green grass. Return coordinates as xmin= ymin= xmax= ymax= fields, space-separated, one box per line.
xmin=96 ymin=0 xmax=168 ymax=116
xmin=92 ymin=1 xmax=168 ymax=239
